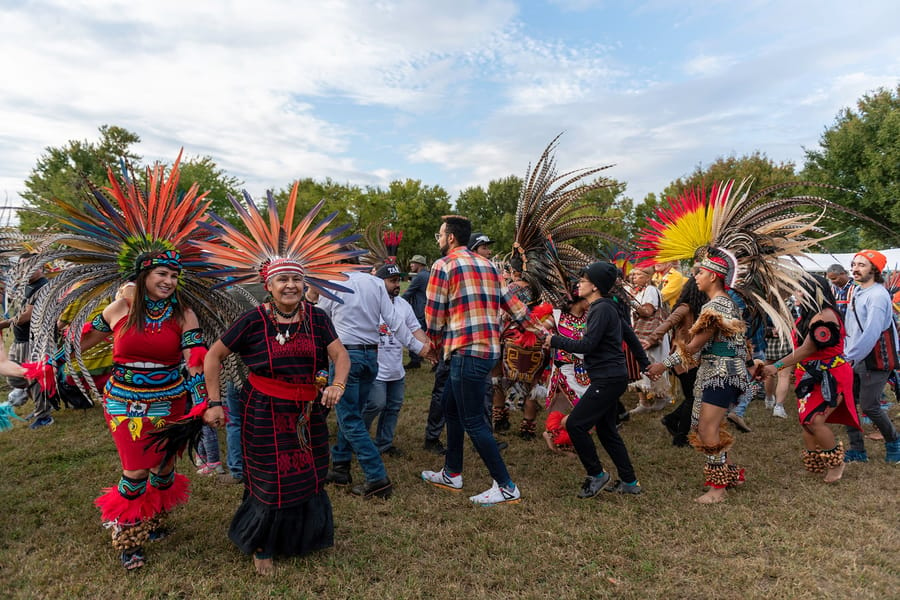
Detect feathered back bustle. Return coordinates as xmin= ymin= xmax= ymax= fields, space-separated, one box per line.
xmin=18 ymin=151 xmax=248 ymax=397
xmin=508 ymin=133 xmax=621 ymax=307
xmin=634 ymin=178 xmax=894 ymax=339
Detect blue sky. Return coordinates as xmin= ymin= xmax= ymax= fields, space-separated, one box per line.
xmin=1 ymin=0 xmax=898 ymax=214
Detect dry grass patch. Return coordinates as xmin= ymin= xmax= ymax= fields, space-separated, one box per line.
xmin=1 ymin=368 xmax=898 ymax=599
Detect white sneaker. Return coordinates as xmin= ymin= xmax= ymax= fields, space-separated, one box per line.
xmin=764 ymin=395 xmax=775 ymax=410
xmin=469 ymin=481 xmax=521 ymax=506
xmin=773 ymin=404 xmax=787 ymax=418
xmin=421 ymin=468 xmax=463 ymax=491
xmin=629 ymin=404 xmax=652 ymax=416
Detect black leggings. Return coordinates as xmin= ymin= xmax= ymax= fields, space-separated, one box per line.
xmin=565 ymin=377 xmax=636 ymax=483
xmin=666 ymin=368 xmax=698 ymax=436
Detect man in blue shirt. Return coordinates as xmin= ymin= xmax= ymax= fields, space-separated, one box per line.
xmin=843 ymin=250 xmax=899 ymax=463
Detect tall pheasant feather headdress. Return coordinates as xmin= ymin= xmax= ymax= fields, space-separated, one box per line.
xmin=508 ymin=134 xmax=625 ymax=307
xmin=22 ymin=151 xmax=247 ymax=394
xmin=193 ymin=181 xmax=367 ymax=301
xmin=633 ymin=178 xmax=891 ymax=338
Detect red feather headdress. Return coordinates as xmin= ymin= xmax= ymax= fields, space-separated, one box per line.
xmin=194 ymin=181 xmax=367 ymax=302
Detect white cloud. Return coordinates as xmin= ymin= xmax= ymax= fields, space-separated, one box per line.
xmin=0 ymin=0 xmax=898 ymax=216
xmin=682 ymin=54 xmax=736 ymax=77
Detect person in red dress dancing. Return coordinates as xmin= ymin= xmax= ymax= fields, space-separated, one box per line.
xmin=760 ymin=275 xmax=860 ymax=483
xmin=20 ymin=153 xmax=243 ymax=570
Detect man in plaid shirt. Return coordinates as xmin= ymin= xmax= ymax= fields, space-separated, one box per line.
xmin=420 ymin=215 xmax=539 ymax=506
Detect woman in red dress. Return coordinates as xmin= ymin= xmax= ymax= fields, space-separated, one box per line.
xmin=81 ymin=251 xmax=206 ymax=569
xmin=760 ymin=274 xmax=859 ymax=483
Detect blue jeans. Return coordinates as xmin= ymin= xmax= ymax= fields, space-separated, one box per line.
xmin=198 ymin=425 xmax=221 ymax=464
xmin=224 ymin=381 xmax=243 ymax=478
xmin=363 ymin=378 xmax=405 ymax=452
xmin=332 ymin=348 xmax=387 ymax=482
xmin=443 ymin=353 xmax=512 ymax=487
xmin=731 ymin=377 xmax=760 ymax=417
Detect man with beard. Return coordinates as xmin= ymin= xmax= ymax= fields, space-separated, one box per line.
xmin=843 ymin=249 xmax=900 ymax=463
xmin=420 ymin=215 xmax=541 ymax=506
xmin=313 ymin=260 xmax=430 ymax=499
xmin=363 ymin=263 xmax=424 ymax=457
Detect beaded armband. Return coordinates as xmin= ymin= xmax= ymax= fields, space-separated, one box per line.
xmin=48 ymin=347 xmax=66 ymax=368
xmin=662 ymin=353 xmax=682 ymax=370
xmin=91 ymin=313 xmax=112 ymax=333
xmin=181 ymin=328 xmax=205 ymax=349
xmin=185 ymin=372 xmax=210 ymax=406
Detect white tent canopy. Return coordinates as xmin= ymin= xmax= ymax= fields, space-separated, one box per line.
xmin=794 ymin=248 xmax=900 ymax=273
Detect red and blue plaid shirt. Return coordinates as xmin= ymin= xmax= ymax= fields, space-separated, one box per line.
xmin=425 ymin=246 xmax=531 ymax=360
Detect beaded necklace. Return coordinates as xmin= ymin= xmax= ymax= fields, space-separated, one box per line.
xmin=271 ymin=302 xmax=300 ymax=320
xmin=144 ymin=296 xmax=174 ymax=332
xmin=268 ymin=302 xmax=305 ymax=345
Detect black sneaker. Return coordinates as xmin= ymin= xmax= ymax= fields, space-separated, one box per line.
xmin=350 ymin=477 xmax=393 ymax=499
xmin=577 ymin=472 xmax=610 ymax=499
xmin=325 ymin=462 xmax=351 ymax=486
xmin=661 ymin=416 xmax=679 ymax=438
xmin=404 ymin=361 xmax=421 ymax=370
xmin=423 ymin=439 xmax=446 ymax=455
xmin=605 ymin=479 xmax=642 ymax=495
xmin=382 ymin=446 xmax=404 ymax=458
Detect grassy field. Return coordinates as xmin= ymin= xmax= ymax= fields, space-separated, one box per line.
xmin=1 ymin=366 xmax=898 ymax=600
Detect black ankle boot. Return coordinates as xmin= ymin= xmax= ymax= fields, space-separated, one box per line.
xmin=325 ymin=462 xmax=351 ymax=485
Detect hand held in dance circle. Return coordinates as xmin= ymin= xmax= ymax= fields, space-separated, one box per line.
xmin=645 ymin=362 xmax=666 ymax=380
xmin=321 ymin=382 xmax=344 ymax=408
xmin=202 ymin=404 xmax=226 ymax=428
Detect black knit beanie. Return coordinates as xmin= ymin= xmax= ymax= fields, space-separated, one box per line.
xmin=583 ymin=261 xmax=617 ymax=296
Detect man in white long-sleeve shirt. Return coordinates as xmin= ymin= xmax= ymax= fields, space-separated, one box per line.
xmin=363 ymin=264 xmax=423 ymax=456
xmin=843 ymin=249 xmax=899 ymax=463
xmin=313 ymin=265 xmax=430 ymax=498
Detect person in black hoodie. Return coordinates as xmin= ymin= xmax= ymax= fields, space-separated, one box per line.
xmin=544 ymin=262 xmax=650 ymax=498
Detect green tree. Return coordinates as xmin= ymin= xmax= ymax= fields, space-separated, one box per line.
xmin=662 ymin=152 xmax=797 ymax=200
xmin=266 ymin=178 xmax=449 ymax=268
xmin=631 ymin=192 xmax=661 ymax=237
xmin=20 ymin=125 xmax=142 ymax=230
xmin=178 ymin=155 xmax=243 ymax=223
xmin=802 ymin=84 xmax=900 ymax=248
xmin=573 ymin=178 xmax=634 ymax=256
xmin=456 ymin=176 xmax=522 ymax=257
xmin=388 ymin=180 xmax=452 ymax=267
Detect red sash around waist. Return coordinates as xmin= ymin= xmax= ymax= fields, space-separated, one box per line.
xmin=248 ymin=372 xmax=318 ymax=403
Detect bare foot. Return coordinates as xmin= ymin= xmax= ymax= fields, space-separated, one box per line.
xmin=254 ymin=555 xmax=274 ymax=576
xmin=694 ymin=488 xmax=726 ymax=504
xmin=824 ymin=462 xmax=845 ymax=484
xmin=865 ymin=431 xmax=884 ymax=441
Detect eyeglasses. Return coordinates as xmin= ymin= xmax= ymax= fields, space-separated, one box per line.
xmin=434 ymin=233 xmax=442 ymax=242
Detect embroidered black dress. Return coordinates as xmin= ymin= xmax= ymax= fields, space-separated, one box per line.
xmin=220 ymin=304 xmax=336 ymax=557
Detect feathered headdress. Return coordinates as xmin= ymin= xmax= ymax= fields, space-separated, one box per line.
xmin=193 ymin=181 xmax=367 ymax=301
xmin=360 ymin=219 xmax=402 ymax=270
xmin=633 ymin=178 xmax=888 ymax=338
xmin=508 ymin=134 xmax=624 ymax=307
xmin=21 ymin=151 xmax=247 ymax=396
